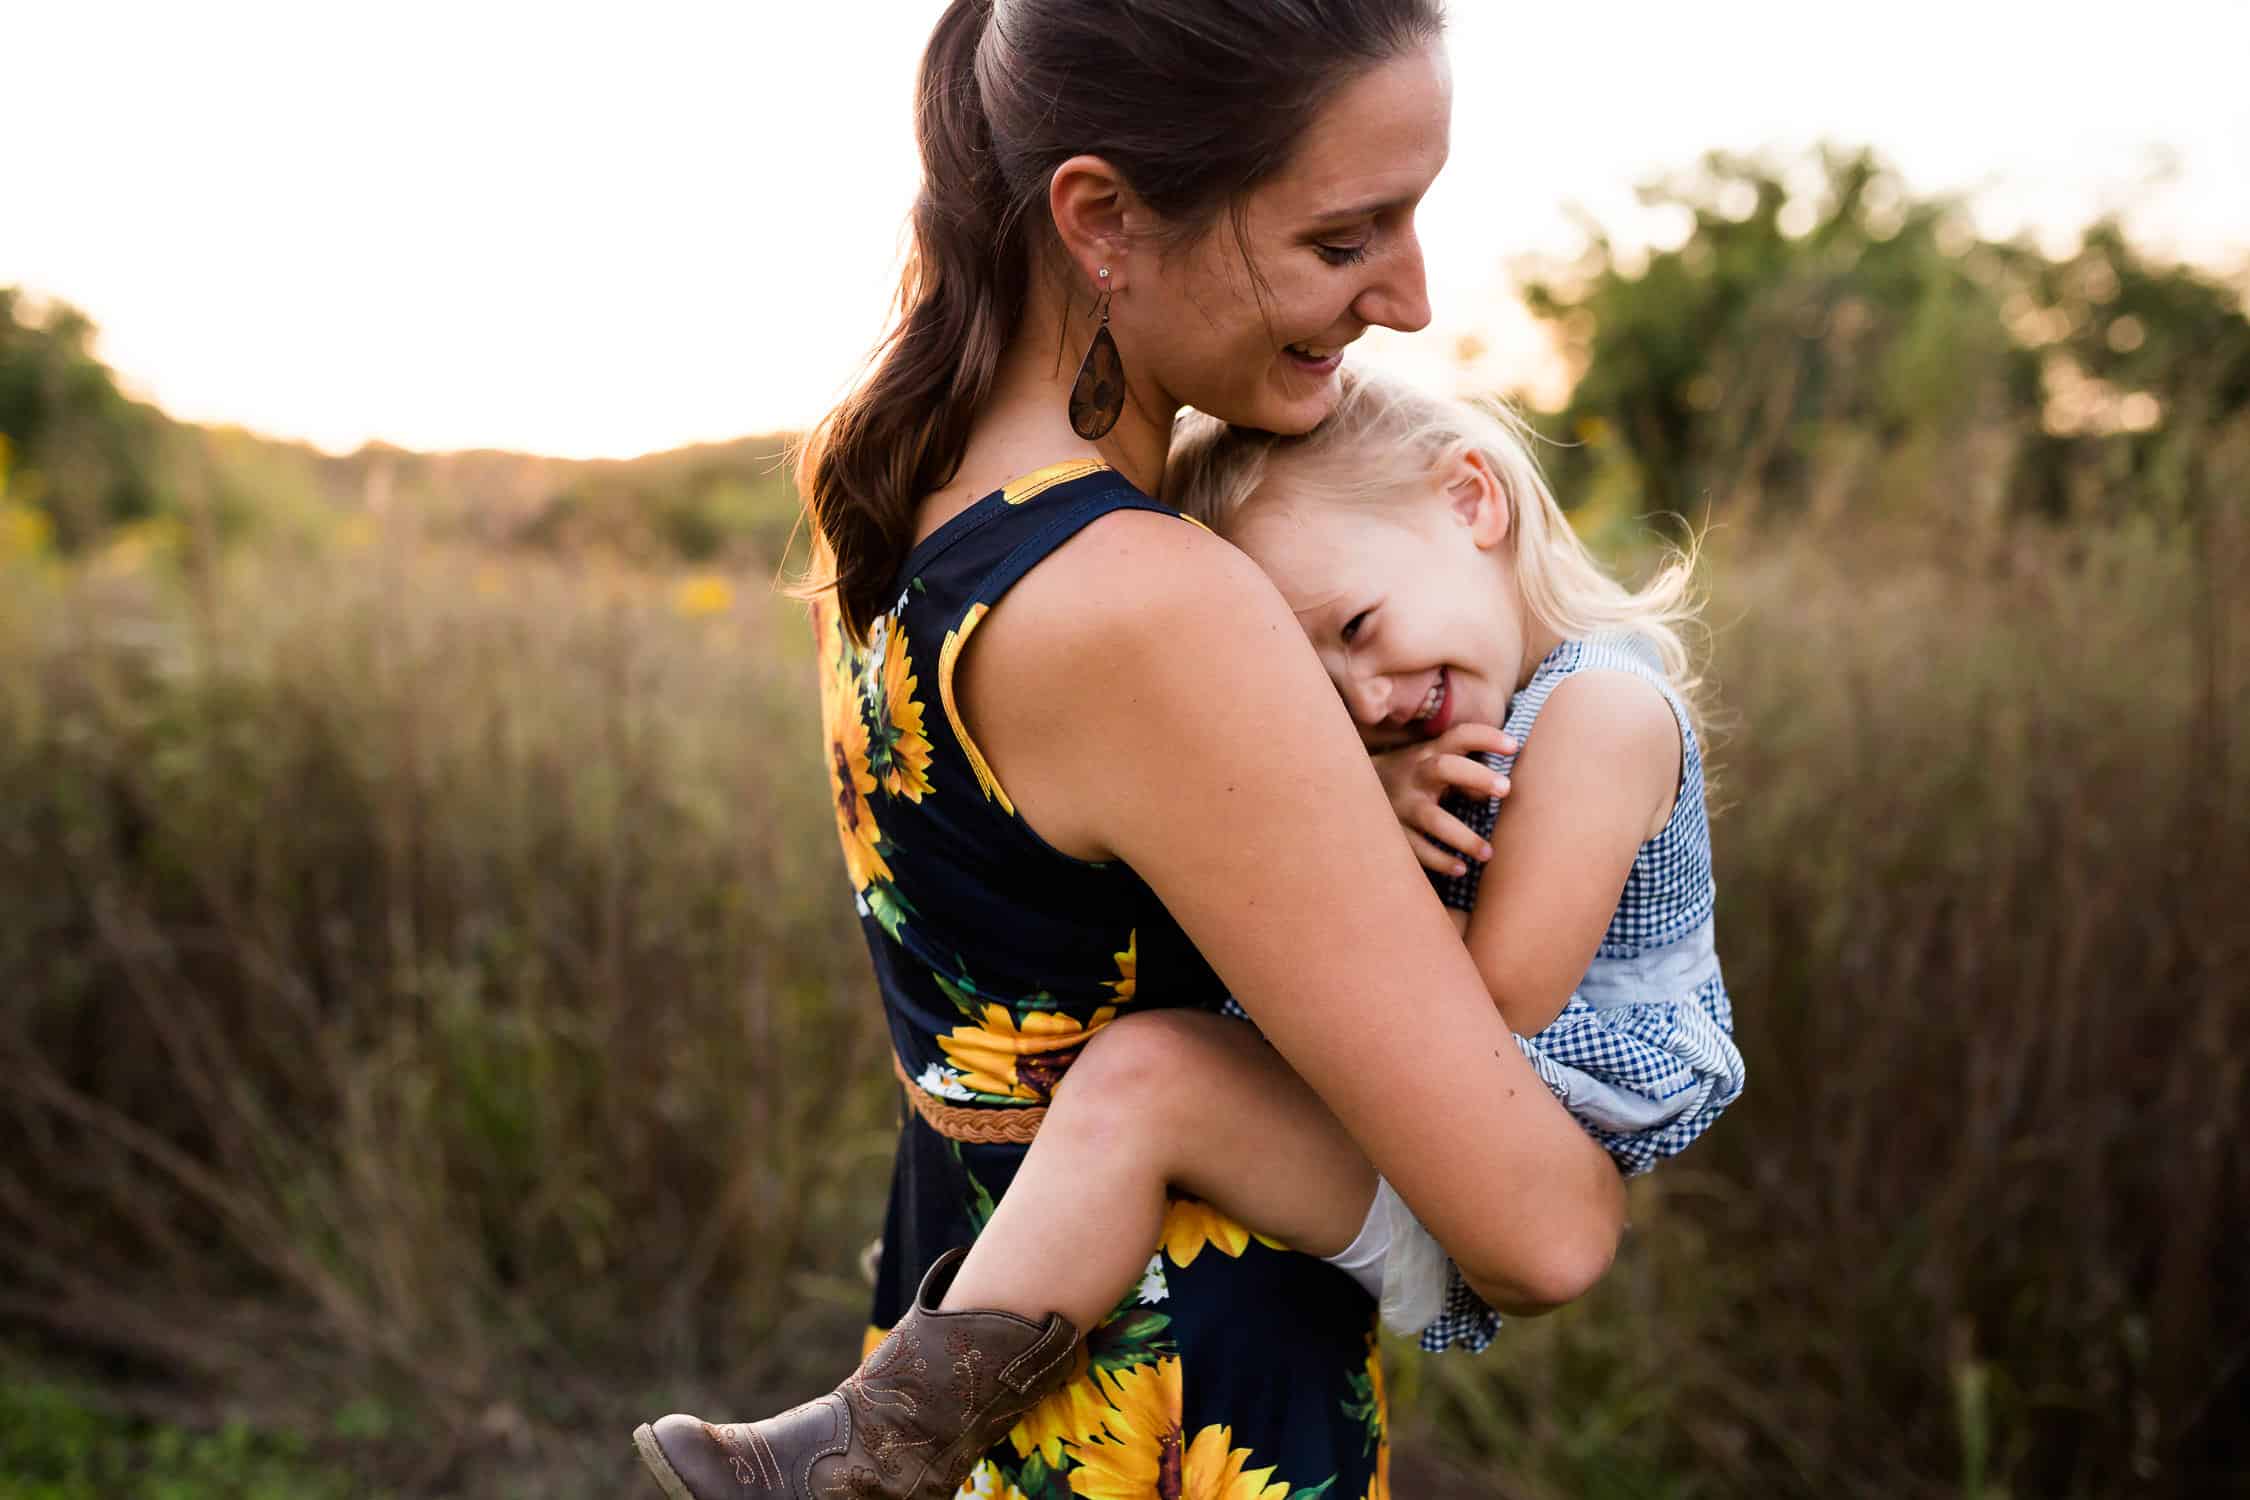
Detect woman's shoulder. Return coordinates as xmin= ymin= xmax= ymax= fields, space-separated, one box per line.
xmin=977 ymin=501 xmax=1316 ymax=758
xmin=947 ymin=493 xmax=1327 ymax=863
xmin=989 ymin=500 xmax=1290 ymax=661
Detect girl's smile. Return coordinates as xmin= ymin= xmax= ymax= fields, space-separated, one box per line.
xmin=1231 ymin=451 xmax=1543 ymax=750
xmin=1410 ymin=668 xmax=1455 ymax=738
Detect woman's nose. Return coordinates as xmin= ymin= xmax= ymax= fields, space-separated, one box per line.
xmin=1356 ymin=227 xmax=1431 ymax=334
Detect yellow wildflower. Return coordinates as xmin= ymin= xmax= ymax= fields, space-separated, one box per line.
xmin=674 ymin=572 xmax=736 ymax=618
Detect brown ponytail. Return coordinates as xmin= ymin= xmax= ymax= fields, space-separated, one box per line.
xmin=799 ymin=0 xmax=1022 ymax=640
xmin=800 ymin=0 xmax=1445 ymax=643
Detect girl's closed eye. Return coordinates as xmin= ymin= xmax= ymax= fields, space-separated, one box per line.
xmin=1316 ymin=238 xmax=1373 ymax=268
xmin=1341 ymin=609 xmax=1373 ymax=643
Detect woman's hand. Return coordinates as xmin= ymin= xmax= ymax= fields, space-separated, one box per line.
xmin=1370 ymin=723 xmax=1516 ymax=875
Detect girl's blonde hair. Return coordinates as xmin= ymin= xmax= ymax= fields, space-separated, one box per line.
xmin=1165 ymin=366 xmax=1706 ymax=726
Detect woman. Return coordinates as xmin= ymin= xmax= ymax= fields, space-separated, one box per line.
xmin=638 ymin=3 xmax=1627 ymax=1497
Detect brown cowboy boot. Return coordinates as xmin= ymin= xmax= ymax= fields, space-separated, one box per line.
xmin=634 ymin=1249 xmax=1078 ymax=1500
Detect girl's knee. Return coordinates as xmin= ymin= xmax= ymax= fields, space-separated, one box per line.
xmin=1069 ymin=1008 xmax=1235 ymax=1099
xmin=1052 ymin=1009 xmax=1242 ymax=1150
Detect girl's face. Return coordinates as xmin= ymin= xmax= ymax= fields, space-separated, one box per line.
xmin=1116 ymin=44 xmax=1451 ymax=437
xmin=1231 ymin=451 xmax=1531 ymax=747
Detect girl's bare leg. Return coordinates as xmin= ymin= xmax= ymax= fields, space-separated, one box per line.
xmin=939 ymin=1008 xmax=1378 ymax=1332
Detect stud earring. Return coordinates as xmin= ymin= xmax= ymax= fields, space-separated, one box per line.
xmin=1068 ymin=267 xmax=1125 ymax=441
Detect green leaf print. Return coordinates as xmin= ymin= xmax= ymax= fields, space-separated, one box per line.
xmin=933 ymin=966 xmax=1065 ymax=1024
xmin=933 ymin=971 xmax=982 ymax=1020
xmin=1290 ymin=1480 xmax=1340 ymax=1500
xmin=948 ymin=1140 xmax=1000 ymax=1233
xmin=1087 ymin=1307 xmax=1175 ymax=1375
xmin=1341 ymin=1367 xmax=1382 ymax=1455
xmin=1011 ymin=1450 xmax=1075 ymax=1500
xmin=863 ymin=881 xmax=917 ymax=943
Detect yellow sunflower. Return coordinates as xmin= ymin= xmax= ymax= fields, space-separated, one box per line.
xmin=877 ymin=620 xmax=934 ymax=802
xmin=813 ymin=604 xmax=869 ymax=796
xmin=825 ymin=680 xmax=892 ymax=893
xmin=812 ymin=595 xmax=851 ymax=696
xmin=1066 ymin=1358 xmax=1291 ymax=1500
xmin=939 ymin=605 xmax=1014 ymax=814
xmin=1158 ymin=1197 xmax=1287 ymax=1269
xmin=938 ymin=1003 xmax=1117 ymax=1101
xmin=1177 ymin=1426 xmax=1294 ymax=1500
xmin=1007 ymin=1341 xmax=1114 ymax=1467
xmin=1108 ymin=932 xmax=1137 ymax=1005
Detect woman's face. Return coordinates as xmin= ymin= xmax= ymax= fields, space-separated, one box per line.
xmin=1119 ymin=43 xmax=1452 ymax=436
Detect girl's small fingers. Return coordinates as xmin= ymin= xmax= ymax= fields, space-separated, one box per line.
xmin=1438 ymin=723 xmax=1518 ymax=759
xmin=1410 ymin=836 xmax=1466 ymax=878
xmin=1435 ymin=754 xmax=1511 ymax=801
xmin=1413 ymin=804 xmax=1493 ymax=862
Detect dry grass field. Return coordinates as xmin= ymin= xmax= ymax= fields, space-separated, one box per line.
xmin=3 ymin=498 xmax=2241 ymax=1498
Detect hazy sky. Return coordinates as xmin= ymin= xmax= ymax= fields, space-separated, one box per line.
xmin=7 ymin=1 xmax=2246 ymax=458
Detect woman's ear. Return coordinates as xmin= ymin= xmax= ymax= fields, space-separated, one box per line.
xmin=1049 ymin=154 xmax=1138 ymax=292
xmin=1445 ymin=450 xmax=1510 ymax=549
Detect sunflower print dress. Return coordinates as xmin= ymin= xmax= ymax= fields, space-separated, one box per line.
xmin=814 ymin=461 xmax=1389 ymax=1500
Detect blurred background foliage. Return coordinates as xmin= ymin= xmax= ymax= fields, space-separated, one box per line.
xmin=1526 ymin=147 xmax=2248 ymax=540
xmin=0 ymin=285 xmax=802 ymax=574
xmin=2 ymin=147 xmax=2245 ymax=1499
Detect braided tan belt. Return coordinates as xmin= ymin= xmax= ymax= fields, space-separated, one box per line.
xmin=892 ymin=1052 xmax=1047 ymax=1145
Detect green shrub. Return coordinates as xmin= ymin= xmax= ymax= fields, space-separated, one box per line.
xmin=0 ymin=1377 xmax=371 ymax=1500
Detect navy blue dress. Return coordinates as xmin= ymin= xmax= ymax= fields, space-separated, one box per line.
xmin=811 ymin=461 xmax=1389 ymax=1500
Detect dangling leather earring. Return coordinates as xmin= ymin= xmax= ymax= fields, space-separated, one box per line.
xmin=1068 ymin=267 xmax=1125 ymax=441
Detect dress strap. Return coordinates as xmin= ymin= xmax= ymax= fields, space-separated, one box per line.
xmin=956 ymin=473 xmax=1179 ymax=615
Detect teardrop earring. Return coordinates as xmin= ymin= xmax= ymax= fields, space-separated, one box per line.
xmin=1068 ymin=267 xmax=1125 ymax=441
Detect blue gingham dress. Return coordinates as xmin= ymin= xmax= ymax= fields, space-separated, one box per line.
xmin=1419 ymin=633 xmax=1746 ymax=1354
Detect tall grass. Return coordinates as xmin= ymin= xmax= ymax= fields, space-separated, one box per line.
xmin=1403 ymin=511 xmax=2248 ymax=1497
xmin=0 ymin=536 xmax=893 ymax=1491
xmin=1 ymin=504 xmax=2243 ymax=1495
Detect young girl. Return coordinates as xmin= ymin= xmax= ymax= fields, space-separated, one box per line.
xmin=637 ymin=368 xmax=1743 ymax=1497
xmin=1163 ymin=367 xmax=1747 ymax=1349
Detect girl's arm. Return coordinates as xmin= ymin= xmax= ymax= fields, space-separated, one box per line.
xmin=958 ymin=514 xmax=1625 ymax=1311
xmin=1462 ymin=672 xmax=1683 ymax=1036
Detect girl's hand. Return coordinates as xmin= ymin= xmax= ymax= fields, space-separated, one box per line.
xmin=1370 ymin=724 xmax=1517 ymax=876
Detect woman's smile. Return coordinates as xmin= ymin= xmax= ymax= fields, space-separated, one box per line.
xmin=1283 ymin=341 xmax=1350 ymax=378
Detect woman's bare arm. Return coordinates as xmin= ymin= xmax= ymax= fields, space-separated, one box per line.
xmin=958 ymin=512 xmax=1625 ymax=1309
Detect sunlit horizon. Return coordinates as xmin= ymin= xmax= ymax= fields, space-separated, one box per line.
xmin=8 ymin=0 xmax=2246 ymax=460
